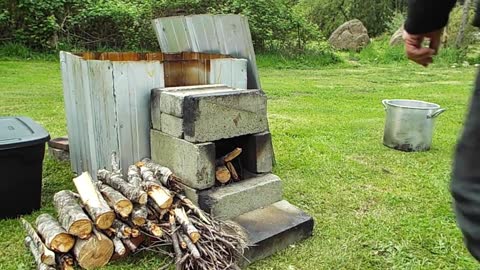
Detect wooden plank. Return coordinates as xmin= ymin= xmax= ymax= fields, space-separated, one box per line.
xmin=112 ymin=61 xmax=165 ymax=172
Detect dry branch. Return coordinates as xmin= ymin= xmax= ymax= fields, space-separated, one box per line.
xmin=73 ymin=172 xmax=115 ymax=229
xmin=73 ymin=228 xmax=113 ymax=270
xmin=145 ymin=220 xmax=163 ymax=237
xmin=21 ymin=218 xmax=55 ymax=265
xmin=97 ymin=169 xmax=148 ymax=205
xmin=53 ymin=190 xmax=92 ymax=239
xmin=140 ymin=158 xmax=183 ymax=192
xmin=36 ymin=213 xmax=75 ymax=253
xmin=99 ymin=184 xmax=133 ymax=218
xmin=169 ymin=214 xmax=183 ymax=270
xmin=174 ymin=207 xmax=200 ymax=243
xmin=111 ymin=219 xmax=132 ymax=239
xmin=177 ymin=194 xmax=210 ymax=225
xmin=24 ymin=236 xmax=56 ymax=270
xmin=180 ymin=233 xmax=201 ymax=259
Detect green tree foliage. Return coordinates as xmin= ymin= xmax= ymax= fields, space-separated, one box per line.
xmin=298 ymin=0 xmax=394 ymax=38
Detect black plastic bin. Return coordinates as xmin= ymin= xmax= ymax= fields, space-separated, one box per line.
xmin=0 ymin=116 xmax=50 ymax=219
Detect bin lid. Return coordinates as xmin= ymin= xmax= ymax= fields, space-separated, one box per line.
xmin=0 ymin=116 xmax=50 ymax=150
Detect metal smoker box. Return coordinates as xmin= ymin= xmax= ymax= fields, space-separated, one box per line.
xmin=0 ymin=116 xmax=50 ymax=218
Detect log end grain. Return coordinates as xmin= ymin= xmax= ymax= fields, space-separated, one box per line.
xmin=95 ymin=211 xmax=116 ymax=230
xmin=70 ymin=220 xmax=93 ymax=239
xmin=51 ymin=233 xmax=75 ymax=253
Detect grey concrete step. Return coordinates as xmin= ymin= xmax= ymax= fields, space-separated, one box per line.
xmin=233 ymin=200 xmax=314 ymax=265
xmin=198 ymin=173 xmax=283 ymax=220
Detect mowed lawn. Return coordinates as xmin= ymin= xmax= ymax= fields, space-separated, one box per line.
xmin=0 ymin=60 xmax=477 ymax=269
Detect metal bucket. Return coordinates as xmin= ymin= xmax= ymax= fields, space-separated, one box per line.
xmin=382 ymin=99 xmax=446 ymax=152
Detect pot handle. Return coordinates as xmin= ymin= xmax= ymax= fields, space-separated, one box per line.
xmin=427 ymin=108 xmax=446 ymax=119
xmin=382 ymin=99 xmax=389 ymax=110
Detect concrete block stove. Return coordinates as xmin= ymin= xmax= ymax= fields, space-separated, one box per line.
xmin=150 ymin=84 xmax=313 ymax=264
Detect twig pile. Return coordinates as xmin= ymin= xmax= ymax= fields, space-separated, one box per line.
xmin=21 ymin=153 xmax=247 ymax=270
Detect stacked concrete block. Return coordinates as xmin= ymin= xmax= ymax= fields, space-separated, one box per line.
xmin=149 ymin=84 xmax=313 ymax=265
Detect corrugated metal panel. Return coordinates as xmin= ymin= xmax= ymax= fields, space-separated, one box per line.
xmin=60 ymin=52 xmax=165 ymax=176
xmin=113 ymin=61 xmax=165 ymax=172
xmin=152 ymin=14 xmax=261 ymax=90
xmin=209 ymin=58 xmax=247 ymax=89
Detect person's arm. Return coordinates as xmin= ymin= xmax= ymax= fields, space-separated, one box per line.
xmin=405 ymin=0 xmax=456 ymax=34
xmin=404 ymin=0 xmax=456 ymax=67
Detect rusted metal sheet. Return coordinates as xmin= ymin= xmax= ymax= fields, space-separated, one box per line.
xmin=60 ymin=52 xmax=165 ymax=176
xmin=152 ymin=14 xmax=261 ymax=90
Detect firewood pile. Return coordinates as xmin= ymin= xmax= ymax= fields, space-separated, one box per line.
xmin=22 ymin=153 xmax=247 ymax=270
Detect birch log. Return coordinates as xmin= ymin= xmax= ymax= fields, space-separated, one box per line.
xmin=21 ymin=218 xmax=55 ymax=265
xmin=53 ymin=190 xmax=92 ymax=239
xmin=139 ymin=158 xmax=183 ymax=192
xmin=145 ymin=220 xmax=163 ymax=237
xmin=99 ymin=184 xmax=133 ymax=218
xmin=174 ymin=207 xmax=200 ymax=243
xmin=73 ymin=172 xmax=115 ymax=229
xmin=127 ymin=165 xmax=143 ymax=187
xmin=180 ymin=233 xmax=201 ymax=259
xmin=111 ymin=219 xmax=132 ymax=238
xmin=73 ymin=228 xmax=114 ymax=270
xmin=24 ymin=236 xmax=56 ymax=270
xmin=112 ymin=236 xmax=127 ymax=256
xmin=36 ymin=213 xmax=75 ymax=253
xmin=131 ymin=204 xmax=148 ymax=226
xmin=144 ymin=181 xmax=173 ymax=209
xmin=97 ymin=169 xmax=147 ymax=205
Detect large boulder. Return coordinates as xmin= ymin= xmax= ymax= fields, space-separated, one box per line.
xmin=328 ymin=19 xmax=370 ymax=51
xmin=389 ymin=27 xmax=404 ymax=46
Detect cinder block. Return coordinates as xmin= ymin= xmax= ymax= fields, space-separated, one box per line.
xmin=150 ymin=129 xmax=215 ymax=190
xmin=234 ymin=200 xmax=314 ymax=266
xmin=245 ymin=131 xmax=273 ymax=173
xmin=151 ymin=90 xmax=162 ymax=130
xmin=151 ymin=86 xmax=269 ymax=143
xmin=160 ymin=113 xmax=183 ymax=138
xmin=198 ymin=174 xmax=282 ymax=220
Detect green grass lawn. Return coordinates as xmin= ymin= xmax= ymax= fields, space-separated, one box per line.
xmin=0 ymin=60 xmax=478 ymax=269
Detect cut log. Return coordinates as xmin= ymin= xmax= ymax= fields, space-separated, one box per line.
xmin=111 ymin=219 xmax=132 ymax=239
xmin=122 ymin=238 xmax=139 ymax=253
xmin=112 ymin=236 xmax=127 ymax=257
xmin=140 ymin=158 xmax=183 ymax=192
xmin=180 ymin=233 xmax=201 ymax=259
xmin=127 ymin=165 xmax=143 ymax=187
xmin=144 ymin=181 xmax=173 ymax=209
xmin=216 ymin=148 xmax=242 ymax=165
xmin=111 ymin=152 xmax=121 ymax=173
xmin=53 ymin=190 xmax=92 ymax=239
xmin=140 ymin=166 xmax=157 ymax=182
xmin=177 ymin=194 xmax=210 ymax=225
xmin=73 ymin=172 xmax=115 ymax=229
xmin=36 ymin=213 xmax=75 ymax=253
xmin=99 ymin=184 xmax=133 ymax=218
xmin=56 ymin=253 xmax=74 ymax=270
xmin=140 ymin=158 xmax=173 ymax=186
xmin=131 ymin=204 xmax=148 ymax=226
xmin=145 ymin=220 xmax=163 ymax=237
xmin=174 ymin=207 xmax=200 ymax=243
xmin=73 ymin=228 xmax=114 ymax=270
xmin=24 ymin=236 xmax=56 ymax=270
xmin=21 ymin=218 xmax=55 ymax=265
xmin=215 ymin=165 xmax=231 ymax=183
xmin=226 ymin=162 xmax=239 ymax=181
xmin=97 ymin=169 xmax=148 ymax=205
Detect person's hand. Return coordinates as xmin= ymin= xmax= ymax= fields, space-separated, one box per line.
xmin=403 ymin=29 xmax=443 ymax=67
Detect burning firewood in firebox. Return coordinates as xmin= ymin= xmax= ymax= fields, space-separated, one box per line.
xmin=215 ymin=147 xmax=242 ymax=184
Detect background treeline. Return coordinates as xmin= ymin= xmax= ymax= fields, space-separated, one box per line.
xmin=0 ymin=0 xmax=408 ymax=51
xmin=0 ymin=0 xmax=477 ymax=66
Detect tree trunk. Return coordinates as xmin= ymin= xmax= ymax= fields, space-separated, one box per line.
xmin=24 ymin=236 xmax=56 ymax=270
xmin=73 ymin=172 xmax=115 ymax=229
xmin=35 ymin=213 xmax=75 ymax=253
xmin=53 ymin=190 xmax=92 ymax=239
xmin=99 ymin=184 xmax=133 ymax=218
xmin=97 ymin=169 xmax=148 ymax=205
xmin=456 ymin=0 xmax=472 ymax=48
xmin=21 ymin=218 xmax=55 ymax=266
xmin=73 ymin=228 xmax=114 ymax=270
